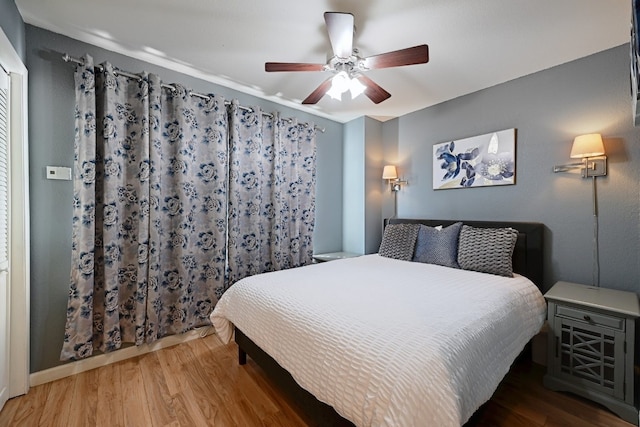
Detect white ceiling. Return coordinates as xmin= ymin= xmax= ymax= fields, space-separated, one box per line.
xmin=16 ymin=0 xmax=631 ymax=123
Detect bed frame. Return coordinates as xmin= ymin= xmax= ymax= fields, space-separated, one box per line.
xmin=234 ymin=219 xmax=544 ymax=426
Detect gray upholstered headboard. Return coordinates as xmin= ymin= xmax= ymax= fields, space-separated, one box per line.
xmin=384 ymin=218 xmax=544 ymax=289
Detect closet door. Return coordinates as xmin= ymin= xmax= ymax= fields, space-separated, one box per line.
xmin=0 ymin=68 xmax=10 ymax=412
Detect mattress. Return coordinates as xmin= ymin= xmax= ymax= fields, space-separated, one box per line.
xmin=210 ymin=254 xmax=546 ymax=426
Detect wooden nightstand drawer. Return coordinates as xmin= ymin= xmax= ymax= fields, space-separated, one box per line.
xmin=556 ymin=305 xmax=624 ymax=330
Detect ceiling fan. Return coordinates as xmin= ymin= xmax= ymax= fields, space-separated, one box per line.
xmin=265 ymin=12 xmax=429 ymax=105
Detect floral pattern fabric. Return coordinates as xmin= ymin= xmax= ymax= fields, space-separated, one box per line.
xmin=227 ymin=102 xmax=316 ymax=285
xmin=146 ymin=78 xmax=229 ymax=340
xmin=61 ymin=56 xmax=228 ymax=360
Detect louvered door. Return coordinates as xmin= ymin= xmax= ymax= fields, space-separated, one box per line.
xmin=0 ymin=68 xmax=10 ymax=412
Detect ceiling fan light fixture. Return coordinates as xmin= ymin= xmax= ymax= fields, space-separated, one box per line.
xmin=328 ymin=71 xmax=365 ymax=101
xmin=265 ymin=12 xmax=429 ymax=105
xmin=331 ymin=71 xmax=350 ymax=93
xmin=349 ymin=77 xmax=366 ymax=99
xmin=327 ymin=85 xmax=343 ymax=100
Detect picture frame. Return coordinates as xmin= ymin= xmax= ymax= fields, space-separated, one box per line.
xmin=432 ymin=128 xmax=516 ymax=190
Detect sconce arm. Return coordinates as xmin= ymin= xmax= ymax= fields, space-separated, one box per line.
xmin=389 ymin=178 xmax=408 ymax=192
xmin=553 ymin=156 xmax=607 ymax=178
xmin=553 ymin=162 xmax=584 ymax=173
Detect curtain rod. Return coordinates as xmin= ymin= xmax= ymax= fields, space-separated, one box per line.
xmin=61 ymin=54 xmax=325 ymax=133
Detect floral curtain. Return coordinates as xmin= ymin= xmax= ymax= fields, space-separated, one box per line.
xmin=227 ymin=101 xmax=317 ymax=285
xmin=61 ymin=56 xmax=151 ymax=359
xmin=62 ymin=56 xmax=316 ymax=361
xmin=61 ymin=57 xmax=228 ymax=360
xmin=146 ymin=80 xmax=228 ymax=340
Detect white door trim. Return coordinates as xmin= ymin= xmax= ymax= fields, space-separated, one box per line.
xmin=0 ymin=28 xmax=30 ymax=397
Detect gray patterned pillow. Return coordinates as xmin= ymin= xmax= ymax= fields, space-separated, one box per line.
xmin=412 ymin=222 xmax=462 ymax=268
xmin=378 ymin=223 xmax=420 ymax=261
xmin=457 ymin=225 xmax=518 ymax=277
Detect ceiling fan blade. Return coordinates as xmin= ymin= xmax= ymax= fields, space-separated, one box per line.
xmin=324 ymin=12 xmax=354 ymax=58
xmin=363 ymin=44 xmax=429 ymax=70
xmin=356 ymin=75 xmax=391 ymax=104
xmin=265 ymin=62 xmax=325 ymax=72
xmin=302 ymin=78 xmax=333 ymax=104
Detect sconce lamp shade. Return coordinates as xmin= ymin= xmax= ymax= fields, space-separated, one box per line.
xmin=570 ymin=134 xmax=605 ymax=158
xmin=382 ymin=165 xmax=398 ymax=180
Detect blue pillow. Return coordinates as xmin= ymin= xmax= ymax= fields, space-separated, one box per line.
xmin=412 ymin=222 xmax=463 ymax=268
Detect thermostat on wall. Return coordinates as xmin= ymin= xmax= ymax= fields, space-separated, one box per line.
xmin=46 ymin=166 xmax=72 ymax=181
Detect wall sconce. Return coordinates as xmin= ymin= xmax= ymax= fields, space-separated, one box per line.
xmin=553 ymin=133 xmax=607 ymax=178
xmin=553 ymin=133 xmax=607 ymax=287
xmin=382 ymin=165 xmax=407 ymax=192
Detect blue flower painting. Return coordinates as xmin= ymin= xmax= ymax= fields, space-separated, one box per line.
xmin=432 ymin=129 xmax=516 ymax=189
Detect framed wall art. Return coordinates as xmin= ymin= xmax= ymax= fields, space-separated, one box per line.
xmin=631 ymin=0 xmax=640 ymax=125
xmin=432 ymin=128 xmax=516 ymax=190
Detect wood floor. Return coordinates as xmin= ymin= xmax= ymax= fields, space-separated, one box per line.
xmin=0 ymin=333 xmax=634 ymax=427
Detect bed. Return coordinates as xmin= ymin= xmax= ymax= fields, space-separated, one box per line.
xmin=210 ymin=219 xmax=547 ymax=426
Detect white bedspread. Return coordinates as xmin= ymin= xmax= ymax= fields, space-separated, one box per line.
xmin=210 ymin=254 xmax=546 ymax=426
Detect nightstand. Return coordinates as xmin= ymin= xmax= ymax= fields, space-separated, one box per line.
xmin=312 ymin=251 xmax=360 ymax=263
xmin=544 ymin=281 xmax=640 ymax=425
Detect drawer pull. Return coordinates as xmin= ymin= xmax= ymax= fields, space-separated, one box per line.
xmin=584 ymin=315 xmax=592 ymax=322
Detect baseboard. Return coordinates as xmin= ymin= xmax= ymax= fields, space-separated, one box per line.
xmin=29 ymin=327 xmax=213 ymax=387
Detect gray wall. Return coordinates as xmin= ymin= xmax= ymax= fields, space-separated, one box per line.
xmin=342 ymin=117 xmax=365 ymax=253
xmin=383 ymin=44 xmax=640 ymax=293
xmin=25 ymin=25 xmax=344 ymax=372
xmin=342 ymin=116 xmax=384 ymax=255
xmin=0 ymin=0 xmax=25 ymax=61
xmin=363 ymin=117 xmax=384 ymax=254
xmin=381 ymin=119 xmax=400 ymax=220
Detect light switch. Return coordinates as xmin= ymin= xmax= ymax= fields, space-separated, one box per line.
xmin=46 ymin=166 xmax=72 ymax=181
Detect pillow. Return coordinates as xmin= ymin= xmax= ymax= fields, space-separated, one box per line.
xmin=457 ymin=225 xmax=518 ymax=277
xmin=412 ymin=222 xmax=462 ymax=268
xmin=378 ymin=223 xmax=420 ymax=261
